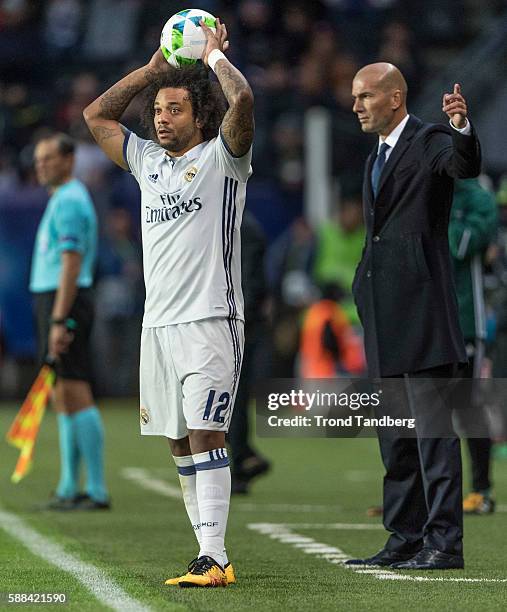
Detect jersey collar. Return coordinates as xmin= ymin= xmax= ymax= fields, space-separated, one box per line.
xmin=164 ymin=140 xmax=208 ymax=165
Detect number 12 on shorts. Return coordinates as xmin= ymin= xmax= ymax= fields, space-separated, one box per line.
xmin=203 ymin=390 xmax=231 ymax=423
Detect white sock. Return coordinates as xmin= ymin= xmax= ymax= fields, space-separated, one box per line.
xmin=172 ymin=455 xmax=201 ymax=547
xmin=193 ymin=448 xmax=231 ymax=569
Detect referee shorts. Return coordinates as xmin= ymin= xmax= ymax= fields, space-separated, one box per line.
xmin=33 ymin=289 xmax=94 ymax=382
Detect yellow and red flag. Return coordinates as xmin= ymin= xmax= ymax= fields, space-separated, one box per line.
xmin=6 ymin=364 xmax=55 ymax=483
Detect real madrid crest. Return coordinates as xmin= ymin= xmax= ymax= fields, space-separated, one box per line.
xmin=185 ymin=166 xmax=198 ymax=182
xmin=140 ymin=406 xmax=150 ymax=425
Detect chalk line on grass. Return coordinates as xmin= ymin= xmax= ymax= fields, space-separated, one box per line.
xmin=121 ymin=467 xmax=343 ymax=513
xmin=0 ymin=506 xmax=152 ymax=611
xmin=248 ymin=523 xmax=507 ymax=584
xmin=122 ymin=465 xmax=507 ymax=584
xmin=122 ymin=467 xmax=182 ymax=500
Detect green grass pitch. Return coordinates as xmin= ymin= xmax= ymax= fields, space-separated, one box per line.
xmin=1 ymin=400 xmax=506 ymax=611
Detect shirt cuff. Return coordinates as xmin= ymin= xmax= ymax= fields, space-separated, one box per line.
xmin=449 ymin=118 xmax=471 ymax=135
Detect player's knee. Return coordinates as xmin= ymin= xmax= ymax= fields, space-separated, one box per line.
xmin=168 ymin=436 xmax=191 ymax=456
xmin=188 ymin=429 xmax=225 ymax=453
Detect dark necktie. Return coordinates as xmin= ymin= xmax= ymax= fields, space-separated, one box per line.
xmin=371 ymin=142 xmax=390 ymax=197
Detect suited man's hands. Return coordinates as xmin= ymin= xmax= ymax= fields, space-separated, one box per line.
xmin=442 ymin=84 xmax=468 ymax=129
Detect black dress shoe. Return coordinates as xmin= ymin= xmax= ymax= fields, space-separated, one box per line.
xmin=238 ymin=455 xmax=271 ymax=480
xmin=231 ymin=476 xmax=249 ymax=495
xmin=391 ymin=548 xmax=464 ymax=570
xmin=345 ymin=548 xmax=418 ymax=567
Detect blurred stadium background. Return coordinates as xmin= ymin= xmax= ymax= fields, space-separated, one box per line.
xmin=2 ymin=2 xmax=507 ymax=609
xmin=2 ymin=0 xmax=507 ymax=399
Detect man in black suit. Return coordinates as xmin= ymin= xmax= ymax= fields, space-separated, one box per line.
xmin=346 ymin=63 xmax=481 ymax=570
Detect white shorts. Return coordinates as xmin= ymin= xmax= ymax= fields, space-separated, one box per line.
xmin=139 ymin=317 xmax=244 ymax=439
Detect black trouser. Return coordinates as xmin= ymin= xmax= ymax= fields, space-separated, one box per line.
xmin=468 ymin=438 xmax=491 ymax=491
xmin=461 ymin=358 xmax=492 ymax=492
xmin=379 ymin=364 xmax=463 ymax=556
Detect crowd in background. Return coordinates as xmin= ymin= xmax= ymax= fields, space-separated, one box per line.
xmin=2 ymin=0 xmax=507 ymax=406
xmin=1 ymin=1 xmax=500 ymax=213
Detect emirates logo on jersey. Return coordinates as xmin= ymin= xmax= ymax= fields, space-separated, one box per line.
xmin=145 ymin=197 xmax=203 ymax=224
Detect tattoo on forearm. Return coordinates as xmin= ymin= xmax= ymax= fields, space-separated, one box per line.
xmin=214 ymin=61 xmax=249 ymax=102
xmin=215 ymin=61 xmax=254 ymax=156
xmin=98 ymin=67 xmax=158 ymax=120
xmin=90 ymin=125 xmax=122 ymax=145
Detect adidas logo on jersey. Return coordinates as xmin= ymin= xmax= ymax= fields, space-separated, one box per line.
xmin=148 ymin=173 xmax=159 ymax=183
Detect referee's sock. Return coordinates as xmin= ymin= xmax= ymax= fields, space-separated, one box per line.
xmin=73 ymin=406 xmax=108 ymax=503
xmin=193 ymin=448 xmax=231 ymax=569
xmin=56 ymin=413 xmax=80 ymax=499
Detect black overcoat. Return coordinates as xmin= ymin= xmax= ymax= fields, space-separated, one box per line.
xmin=352 ymin=115 xmax=481 ymax=377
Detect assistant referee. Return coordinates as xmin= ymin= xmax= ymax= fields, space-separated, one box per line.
xmin=31 ymin=133 xmax=109 ymax=510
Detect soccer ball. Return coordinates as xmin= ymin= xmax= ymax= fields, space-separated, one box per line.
xmin=160 ymin=8 xmax=216 ymax=68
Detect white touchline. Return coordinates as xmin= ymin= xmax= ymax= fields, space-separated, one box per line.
xmin=233 ymin=503 xmax=343 ymax=513
xmin=0 ymin=507 xmax=153 ymax=612
xmin=136 ymin=467 xmax=507 ymax=515
xmin=122 ymin=467 xmax=182 ymax=500
xmin=121 ymin=467 xmax=344 ymax=513
xmin=248 ymin=523 xmax=507 ymax=584
xmin=283 ymin=523 xmax=385 ymax=530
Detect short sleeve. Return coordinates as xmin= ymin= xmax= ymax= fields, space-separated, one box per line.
xmin=124 ymin=130 xmax=152 ymax=182
xmin=213 ymin=130 xmax=253 ymax=183
xmin=55 ymin=201 xmax=87 ymax=254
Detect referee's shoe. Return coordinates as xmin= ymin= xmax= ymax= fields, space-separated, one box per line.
xmin=39 ymin=493 xmax=110 ymax=511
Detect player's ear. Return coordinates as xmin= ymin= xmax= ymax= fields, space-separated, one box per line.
xmin=195 ymin=117 xmax=203 ymax=129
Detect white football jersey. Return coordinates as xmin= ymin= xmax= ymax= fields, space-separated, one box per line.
xmin=124 ymin=130 xmax=252 ymax=328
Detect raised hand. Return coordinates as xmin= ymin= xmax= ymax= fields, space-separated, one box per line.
xmin=147 ymin=48 xmax=172 ymax=76
xmin=442 ymin=84 xmax=468 ymax=129
xmin=200 ymin=17 xmax=230 ymax=66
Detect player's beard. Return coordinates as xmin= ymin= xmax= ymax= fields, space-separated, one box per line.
xmin=158 ymin=123 xmax=198 ymax=152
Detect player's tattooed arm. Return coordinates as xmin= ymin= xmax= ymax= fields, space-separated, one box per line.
xmin=95 ymin=69 xmax=159 ymax=122
xmin=83 ymin=50 xmax=168 ymax=168
xmin=200 ymin=18 xmax=254 ymax=157
xmin=89 ymin=123 xmax=130 ymax=147
xmin=214 ymin=60 xmax=254 ymax=157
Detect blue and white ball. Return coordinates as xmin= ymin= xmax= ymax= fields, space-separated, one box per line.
xmin=160 ymin=8 xmax=217 ymax=68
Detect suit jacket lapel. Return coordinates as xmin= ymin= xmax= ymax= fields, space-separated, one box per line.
xmin=375 ymin=115 xmax=421 ymax=199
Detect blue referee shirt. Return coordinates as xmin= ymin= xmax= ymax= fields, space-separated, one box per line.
xmin=30 ymin=179 xmax=97 ymax=293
